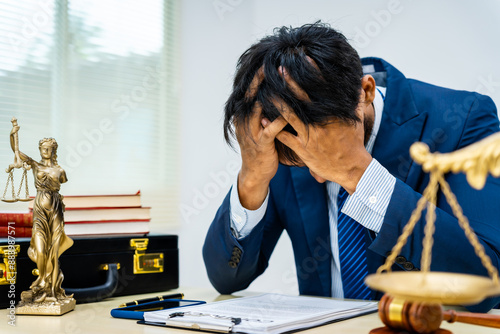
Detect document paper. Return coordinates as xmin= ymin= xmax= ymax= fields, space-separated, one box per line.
xmin=143 ymin=293 xmax=378 ymax=334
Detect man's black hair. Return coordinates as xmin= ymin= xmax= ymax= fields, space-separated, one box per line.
xmin=223 ymin=21 xmax=364 ymax=164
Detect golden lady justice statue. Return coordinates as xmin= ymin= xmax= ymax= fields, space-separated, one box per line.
xmin=5 ymin=117 xmax=75 ymax=315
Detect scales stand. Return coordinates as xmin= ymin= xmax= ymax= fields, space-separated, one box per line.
xmin=365 ymin=134 xmax=500 ymax=333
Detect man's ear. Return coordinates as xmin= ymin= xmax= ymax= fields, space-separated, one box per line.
xmin=361 ymin=75 xmax=376 ymax=104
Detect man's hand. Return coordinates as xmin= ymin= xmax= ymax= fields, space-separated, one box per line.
xmin=272 ymin=67 xmax=373 ymax=194
xmin=236 ymin=67 xmax=289 ymax=210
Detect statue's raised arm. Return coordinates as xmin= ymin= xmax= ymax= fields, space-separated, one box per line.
xmin=7 ymin=117 xmax=32 ymax=173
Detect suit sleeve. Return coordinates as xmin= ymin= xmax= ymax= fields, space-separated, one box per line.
xmin=202 ymin=186 xmax=284 ymax=294
xmin=369 ymin=94 xmax=500 ymax=312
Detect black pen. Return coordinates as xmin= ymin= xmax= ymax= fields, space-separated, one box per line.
xmin=119 ymin=293 xmax=184 ymax=307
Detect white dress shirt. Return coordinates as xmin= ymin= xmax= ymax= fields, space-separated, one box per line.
xmin=229 ymin=87 xmax=397 ymax=298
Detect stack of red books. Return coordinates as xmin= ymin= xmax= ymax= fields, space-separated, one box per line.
xmin=0 ymin=212 xmax=32 ymax=237
xmin=0 ymin=191 xmax=150 ymax=238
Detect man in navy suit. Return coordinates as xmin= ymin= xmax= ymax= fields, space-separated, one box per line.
xmin=202 ymin=22 xmax=500 ymax=312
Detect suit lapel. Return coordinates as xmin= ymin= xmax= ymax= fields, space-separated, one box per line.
xmin=365 ymin=58 xmax=428 ymax=183
xmin=363 ymin=58 xmax=428 ymax=295
xmin=289 ymin=167 xmax=332 ymax=296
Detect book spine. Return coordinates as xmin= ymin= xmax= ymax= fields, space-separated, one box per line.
xmin=63 ymin=206 xmax=144 ymax=211
xmin=0 ymin=226 xmax=32 ymax=237
xmin=0 ymin=212 xmax=33 ymax=227
xmin=64 ymin=231 xmax=150 ymax=236
xmin=64 ymin=219 xmax=151 ymax=224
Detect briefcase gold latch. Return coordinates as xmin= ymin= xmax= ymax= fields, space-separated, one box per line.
xmin=0 ymin=245 xmax=21 ymax=285
xmin=130 ymin=238 xmax=164 ymax=274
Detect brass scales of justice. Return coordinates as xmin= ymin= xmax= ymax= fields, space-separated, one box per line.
xmin=365 ymin=133 xmax=500 ymax=334
xmin=2 ymin=117 xmax=33 ymax=203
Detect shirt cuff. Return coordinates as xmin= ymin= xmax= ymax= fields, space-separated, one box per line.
xmin=342 ymin=159 xmax=396 ymax=233
xmin=229 ymin=177 xmax=269 ymax=239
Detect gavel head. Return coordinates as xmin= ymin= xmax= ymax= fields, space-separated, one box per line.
xmin=378 ymin=294 xmax=443 ymax=334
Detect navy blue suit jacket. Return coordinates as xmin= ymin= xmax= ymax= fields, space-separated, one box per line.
xmin=203 ymin=58 xmax=500 ymax=312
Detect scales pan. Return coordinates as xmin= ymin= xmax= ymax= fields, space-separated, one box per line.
xmin=365 ymin=272 xmax=500 ymax=305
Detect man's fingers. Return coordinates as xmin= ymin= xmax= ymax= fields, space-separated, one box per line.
xmin=276 ymin=130 xmax=301 ymax=152
xmin=270 ymin=96 xmax=307 ymax=137
xmin=248 ymin=101 xmax=264 ymax=138
xmin=279 ymin=66 xmax=311 ymax=102
xmin=261 ymin=117 xmax=271 ymax=128
xmin=245 ymin=65 xmax=265 ymax=100
xmin=305 ymin=55 xmax=321 ymax=73
xmin=262 ymin=115 xmax=288 ymax=139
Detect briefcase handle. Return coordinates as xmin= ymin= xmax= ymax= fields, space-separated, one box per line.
xmin=63 ymin=263 xmax=120 ymax=303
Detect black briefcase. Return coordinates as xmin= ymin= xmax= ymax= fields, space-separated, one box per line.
xmin=0 ymin=235 xmax=179 ymax=307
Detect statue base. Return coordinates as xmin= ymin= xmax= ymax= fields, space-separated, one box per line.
xmin=16 ymin=291 xmax=76 ymax=316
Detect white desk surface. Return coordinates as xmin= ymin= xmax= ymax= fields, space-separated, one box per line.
xmin=1 ymin=287 xmax=499 ymax=333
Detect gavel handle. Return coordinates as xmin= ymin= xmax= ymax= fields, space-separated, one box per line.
xmin=443 ymin=309 xmax=500 ymax=329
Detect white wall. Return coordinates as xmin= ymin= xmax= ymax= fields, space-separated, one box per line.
xmin=176 ymin=0 xmax=500 ymax=294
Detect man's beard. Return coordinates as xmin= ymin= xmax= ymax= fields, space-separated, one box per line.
xmin=363 ymin=110 xmax=375 ymax=146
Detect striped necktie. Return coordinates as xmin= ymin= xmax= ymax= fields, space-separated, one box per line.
xmin=337 ymin=187 xmax=372 ymax=300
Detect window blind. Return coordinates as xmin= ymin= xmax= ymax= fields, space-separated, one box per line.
xmin=0 ymin=0 xmax=181 ymax=229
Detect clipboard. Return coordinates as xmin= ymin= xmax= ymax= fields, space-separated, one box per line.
xmin=110 ymin=299 xmax=206 ymax=320
xmin=137 ymin=293 xmax=379 ymax=334
xmin=137 ymin=319 xmax=235 ymax=333
xmin=137 ymin=311 xmax=240 ymax=333
xmin=138 ymin=309 xmax=270 ymax=333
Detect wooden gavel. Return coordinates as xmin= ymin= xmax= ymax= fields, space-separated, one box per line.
xmin=371 ymin=294 xmax=500 ymax=334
